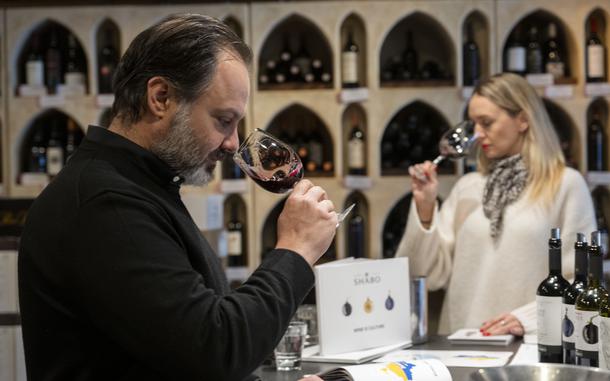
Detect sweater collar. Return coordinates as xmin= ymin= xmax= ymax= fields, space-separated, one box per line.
xmin=84 ymin=125 xmax=184 ymax=188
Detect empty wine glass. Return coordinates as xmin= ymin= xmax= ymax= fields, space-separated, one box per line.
xmin=233 ymin=128 xmax=354 ymax=226
xmin=413 ymin=120 xmax=478 ymax=181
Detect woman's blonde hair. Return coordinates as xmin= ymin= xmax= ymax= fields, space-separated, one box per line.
xmin=472 ymin=73 xmax=565 ymax=203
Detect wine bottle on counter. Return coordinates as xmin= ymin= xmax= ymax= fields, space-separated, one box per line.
xmin=526 ymin=26 xmax=543 ymax=74
xmin=226 ymin=202 xmax=246 ymax=267
xmin=65 ymin=34 xmax=86 ymax=88
xmin=401 ymin=30 xmax=418 ymax=80
xmin=562 ymin=233 xmax=588 ymax=364
xmin=46 ymin=120 xmax=64 ymax=176
xmin=462 ymin=22 xmax=480 ymax=87
xmin=506 ymin=27 xmax=526 ymax=75
xmin=588 ymin=107 xmax=607 ymax=171
xmin=586 ymin=18 xmax=606 ymax=83
xmin=575 ymin=231 xmax=609 ymax=367
xmin=347 ymin=116 xmax=366 ymax=175
xmin=45 ymin=29 xmax=62 ymax=94
xmin=545 ymin=23 xmax=565 ymax=79
xmin=600 ymin=293 xmax=610 ymax=370
xmin=536 ymin=228 xmax=570 ymax=363
xmin=342 ymin=29 xmax=359 ymax=88
xmin=26 ymin=33 xmax=45 ymax=87
xmin=98 ymin=27 xmax=119 ymax=94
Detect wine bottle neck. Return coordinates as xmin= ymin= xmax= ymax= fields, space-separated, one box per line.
xmin=548 ymin=239 xmax=562 ymax=272
xmin=588 ymin=248 xmax=603 ymax=284
xmin=575 ymin=244 xmax=588 ymax=277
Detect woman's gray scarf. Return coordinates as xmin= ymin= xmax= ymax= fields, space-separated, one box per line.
xmin=482 ymin=154 xmax=528 ymax=241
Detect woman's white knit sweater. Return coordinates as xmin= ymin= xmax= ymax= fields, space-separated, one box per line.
xmin=395 ymin=167 xmax=596 ymax=334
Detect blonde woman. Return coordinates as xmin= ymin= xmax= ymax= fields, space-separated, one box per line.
xmin=395 ymin=73 xmax=596 ymax=336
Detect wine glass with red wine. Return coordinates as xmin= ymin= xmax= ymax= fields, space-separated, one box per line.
xmin=233 ymin=128 xmax=354 ymax=225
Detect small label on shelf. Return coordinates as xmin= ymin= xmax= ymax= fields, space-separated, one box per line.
xmin=38 ymin=94 xmax=66 ymax=108
xmin=587 ymin=171 xmax=610 ymax=185
xmin=460 ymin=87 xmax=474 ymax=100
xmin=220 ymin=179 xmax=248 ymax=194
xmin=526 ymin=73 xmax=554 ymax=87
xmin=544 ymin=85 xmax=574 ymax=99
xmin=96 ymin=94 xmax=115 ymax=108
xmin=337 ymin=88 xmax=369 ymax=104
xmin=18 ymin=84 xmax=46 ymax=97
xmin=585 ymin=83 xmax=610 ymax=97
xmin=20 ymin=172 xmax=49 ymax=187
xmin=57 ymin=84 xmax=86 ymax=97
xmin=343 ymin=175 xmax=373 ymax=190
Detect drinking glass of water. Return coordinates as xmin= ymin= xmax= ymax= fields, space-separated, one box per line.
xmin=274 ymin=320 xmax=307 ymax=371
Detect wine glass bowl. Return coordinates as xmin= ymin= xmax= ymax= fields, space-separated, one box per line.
xmin=433 ymin=120 xmax=478 ymax=165
xmin=233 ymin=128 xmax=304 ymax=194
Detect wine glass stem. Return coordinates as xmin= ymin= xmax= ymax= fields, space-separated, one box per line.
xmin=432 ymin=155 xmax=444 ymax=165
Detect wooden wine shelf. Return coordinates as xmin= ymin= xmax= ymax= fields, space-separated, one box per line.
xmin=380 ymin=79 xmax=456 ymax=88
xmin=257 ymin=82 xmax=333 ymax=91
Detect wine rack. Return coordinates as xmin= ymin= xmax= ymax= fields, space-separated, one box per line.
xmin=342 ymin=103 xmax=368 ymax=176
xmin=462 ymin=10 xmax=490 ymax=87
xmin=95 ymin=18 xmax=121 ymax=95
xmin=379 ymin=11 xmax=455 ymax=87
xmin=0 ymin=0 xmax=607 ymax=275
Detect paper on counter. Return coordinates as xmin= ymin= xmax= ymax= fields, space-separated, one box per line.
xmin=447 ymin=328 xmax=514 ymax=346
xmin=509 ymin=343 xmax=539 ymax=365
xmin=374 ymin=349 xmax=513 ymax=368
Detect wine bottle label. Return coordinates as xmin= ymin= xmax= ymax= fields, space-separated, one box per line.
xmin=575 ymin=309 xmax=600 ymax=352
xmin=537 ymin=296 xmax=562 ymax=346
xmin=588 ymin=45 xmax=605 ymax=78
xmin=546 ymin=62 xmax=565 ymax=79
xmin=507 ymin=47 xmax=526 ymax=72
xmin=227 ymin=230 xmax=242 ymax=256
xmin=26 ymin=60 xmax=44 ymax=86
xmin=65 ymin=72 xmax=85 ymax=87
xmin=348 ymin=138 xmax=365 ymax=169
xmin=561 ymin=303 xmax=577 ymax=344
xmin=46 ymin=147 xmax=64 ymax=175
xmin=341 ymin=51 xmax=358 ymax=84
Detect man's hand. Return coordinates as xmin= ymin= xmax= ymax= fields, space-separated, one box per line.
xmin=276 ymin=180 xmax=337 ymax=267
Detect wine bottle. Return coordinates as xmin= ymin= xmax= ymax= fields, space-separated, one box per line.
xmin=65 ymin=119 xmax=79 ymax=162
xmin=29 ymin=129 xmax=47 ymax=173
xmin=562 ymin=233 xmax=588 ymax=364
xmin=98 ymin=27 xmax=119 ymax=94
xmin=45 ymin=29 xmax=62 ymax=94
xmin=275 ymin=36 xmax=292 ymax=84
xmin=65 ymin=34 xmax=86 ymax=88
xmin=600 ymin=292 xmax=610 ymax=370
xmin=26 ymin=33 xmax=44 ymax=87
xmin=586 ymin=18 xmax=607 ymax=83
xmin=506 ymin=27 xmax=526 ymax=75
xmin=307 ymin=130 xmax=323 ymax=173
xmin=545 ymin=23 xmax=565 ymax=79
xmin=347 ymin=209 xmax=365 ymax=258
xmin=226 ymin=202 xmax=245 ymax=267
xmin=294 ymin=35 xmax=313 ymax=84
xmin=526 ymin=26 xmax=543 ymax=74
xmin=575 ymin=231 xmax=609 ymax=367
xmin=462 ymin=22 xmax=480 ymax=87
xmin=342 ymin=29 xmax=359 ymax=88
xmin=588 ymin=107 xmax=607 ymax=171
xmin=46 ymin=120 xmax=64 ymax=176
xmin=536 ymin=228 xmax=570 ymax=363
xmin=401 ymin=30 xmax=418 ymax=80
xmin=347 ymin=116 xmax=366 ymax=175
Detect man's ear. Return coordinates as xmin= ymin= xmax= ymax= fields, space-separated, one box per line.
xmin=146 ymin=76 xmax=172 ymax=119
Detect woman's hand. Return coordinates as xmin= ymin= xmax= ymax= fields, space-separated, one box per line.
xmin=480 ymin=313 xmax=524 ymax=336
xmin=408 ymin=161 xmax=438 ymax=225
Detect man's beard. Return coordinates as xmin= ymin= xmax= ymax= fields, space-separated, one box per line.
xmin=150 ymin=104 xmax=219 ymax=186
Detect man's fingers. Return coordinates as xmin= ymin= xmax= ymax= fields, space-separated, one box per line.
xmin=319 ymin=199 xmax=335 ymax=214
xmin=304 ymin=185 xmax=328 ymax=202
xmin=291 ymin=179 xmax=313 ymax=196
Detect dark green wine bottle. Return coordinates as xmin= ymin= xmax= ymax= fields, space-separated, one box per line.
xmin=562 ymin=233 xmax=588 ymax=364
xmin=537 ymin=228 xmax=570 ymax=363
xmin=575 ymin=231 xmax=609 ymax=367
xmin=599 ymin=293 xmax=610 ymax=370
